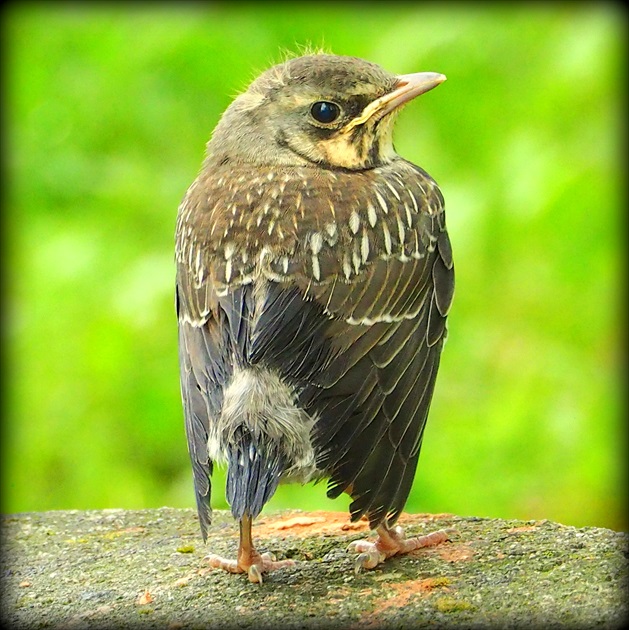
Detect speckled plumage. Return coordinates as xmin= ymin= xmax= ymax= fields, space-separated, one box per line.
xmin=175 ymin=53 xmax=454 ymax=580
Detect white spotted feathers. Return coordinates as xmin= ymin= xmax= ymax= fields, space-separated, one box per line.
xmin=175 ymin=159 xmax=444 ymax=326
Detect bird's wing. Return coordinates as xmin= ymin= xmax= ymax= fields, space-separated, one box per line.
xmin=175 ymin=171 xmax=259 ymax=540
xmin=176 ymin=267 xmax=223 ymax=540
xmin=292 ymin=162 xmax=455 ymax=528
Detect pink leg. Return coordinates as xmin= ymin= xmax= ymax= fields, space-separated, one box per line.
xmin=348 ymin=523 xmax=455 ymax=573
xmin=205 ymin=514 xmax=294 ymax=583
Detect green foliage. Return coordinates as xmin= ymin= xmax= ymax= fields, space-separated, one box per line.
xmin=3 ymin=3 xmax=625 ymax=530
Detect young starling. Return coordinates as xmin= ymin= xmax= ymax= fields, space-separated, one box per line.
xmin=176 ymin=53 xmax=454 ymax=583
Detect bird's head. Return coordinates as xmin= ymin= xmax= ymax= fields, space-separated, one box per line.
xmin=206 ymin=54 xmax=445 ymax=171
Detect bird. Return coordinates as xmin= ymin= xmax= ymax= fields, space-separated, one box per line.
xmin=175 ymin=52 xmax=454 ymax=583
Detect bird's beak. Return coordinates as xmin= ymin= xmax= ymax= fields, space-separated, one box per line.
xmin=346 ymin=72 xmax=446 ymax=130
xmin=379 ymin=72 xmax=446 ymax=117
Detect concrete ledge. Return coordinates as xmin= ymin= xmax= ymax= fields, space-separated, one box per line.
xmin=1 ymin=508 xmax=627 ymax=628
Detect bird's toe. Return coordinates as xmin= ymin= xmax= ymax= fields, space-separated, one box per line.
xmin=204 ymin=553 xmax=242 ymax=574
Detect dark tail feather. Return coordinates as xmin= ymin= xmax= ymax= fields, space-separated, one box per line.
xmin=226 ymin=426 xmax=285 ymax=520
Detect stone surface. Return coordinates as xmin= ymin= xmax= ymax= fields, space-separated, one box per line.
xmin=1 ymin=508 xmax=627 ymax=629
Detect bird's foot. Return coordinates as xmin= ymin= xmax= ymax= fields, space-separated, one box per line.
xmin=205 ymin=550 xmax=294 ymax=584
xmin=348 ymin=524 xmax=455 ymax=573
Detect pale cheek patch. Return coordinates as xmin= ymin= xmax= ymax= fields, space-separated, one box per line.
xmin=319 ymin=115 xmax=397 ymax=169
xmin=374 ymin=117 xmax=396 ymax=163
xmin=319 ymin=134 xmax=367 ymax=169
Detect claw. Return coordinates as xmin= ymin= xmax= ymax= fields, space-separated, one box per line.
xmin=248 ymin=564 xmax=263 ymax=584
xmin=348 ymin=539 xmax=372 ymax=554
xmin=260 ymin=551 xmax=277 ymax=563
xmin=354 ymin=547 xmax=383 ymax=573
xmin=354 ymin=552 xmax=369 ymax=574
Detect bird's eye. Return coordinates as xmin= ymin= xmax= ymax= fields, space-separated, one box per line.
xmin=310 ymin=101 xmax=341 ymax=124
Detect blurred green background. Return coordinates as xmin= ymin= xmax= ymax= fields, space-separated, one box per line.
xmin=3 ymin=3 xmax=626 ymax=531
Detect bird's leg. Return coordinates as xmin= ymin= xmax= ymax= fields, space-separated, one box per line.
xmin=205 ymin=514 xmax=294 ymax=583
xmin=348 ymin=522 xmax=454 ymax=573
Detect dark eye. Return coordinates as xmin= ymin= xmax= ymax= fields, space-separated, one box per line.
xmin=310 ymin=101 xmax=341 ymax=124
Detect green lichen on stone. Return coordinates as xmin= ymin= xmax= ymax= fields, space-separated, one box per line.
xmin=430 ymin=576 xmax=452 ymax=587
xmin=434 ymin=596 xmax=476 ymax=613
xmin=176 ymin=545 xmax=195 ymax=553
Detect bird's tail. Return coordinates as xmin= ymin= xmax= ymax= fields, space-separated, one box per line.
xmin=217 ymin=366 xmax=314 ymax=520
xmin=225 ymin=425 xmax=285 ymax=520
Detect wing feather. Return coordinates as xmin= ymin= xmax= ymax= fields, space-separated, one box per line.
xmin=177 ymin=298 xmax=227 ymax=540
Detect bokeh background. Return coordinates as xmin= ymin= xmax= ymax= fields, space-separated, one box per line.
xmin=3 ymin=3 xmax=626 ymax=531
